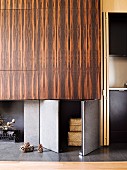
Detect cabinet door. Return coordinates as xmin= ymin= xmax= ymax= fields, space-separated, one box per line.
xmin=23 ymin=71 xmax=38 ymax=99
xmin=0 ymin=11 xmax=10 ymax=70
xmin=10 ymin=71 xmax=23 ymax=99
xmin=81 ymin=100 xmax=100 ymax=155
xmin=0 ymin=71 xmax=10 ymax=100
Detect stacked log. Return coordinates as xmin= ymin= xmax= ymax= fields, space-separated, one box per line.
xmin=68 ymin=118 xmax=82 ymax=146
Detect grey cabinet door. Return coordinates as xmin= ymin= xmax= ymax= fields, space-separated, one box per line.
xmin=80 ymin=100 xmax=100 ymax=156
xmin=40 ymin=100 xmax=59 ymax=153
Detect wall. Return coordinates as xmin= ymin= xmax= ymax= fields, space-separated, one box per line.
xmin=0 ymin=0 xmax=101 ymax=100
xmin=109 ymin=57 xmax=127 ymax=87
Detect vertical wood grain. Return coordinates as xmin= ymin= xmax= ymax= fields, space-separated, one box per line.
xmin=22 ymin=10 xmax=37 ymax=70
xmin=0 ymin=10 xmax=10 ymax=70
xmin=38 ymin=9 xmax=45 ymax=70
xmin=70 ymin=8 xmax=81 ymax=71
xmin=45 ymin=1 xmax=56 ymax=71
xmin=0 ymin=0 xmax=101 ymax=100
xmin=45 ymin=0 xmax=56 ymax=9
xmin=81 ymin=2 xmax=87 ymax=71
xmin=0 ymin=71 xmax=10 ymax=99
xmin=57 ymin=0 xmax=69 ymax=71
xmin=23 ymin=71 xmax=38 ymax=99
xmin=87 ymin=0 xmax=101 ymax=99
xmin=87 ymin=0 xmax=101 ymax=69
xmin=10 ymin=71 xmax=23 ymax=99
xmin=0 ymin=0 xmax=44 ymax=9
xmin=11 ymin=10 xmax=22 ymax=70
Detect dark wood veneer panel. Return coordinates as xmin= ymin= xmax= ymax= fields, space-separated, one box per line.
xmin=87 ymin=0 xmax=101 ymax=69
xmin=57 ymin=7 xmax=69 ymax=70
xmin=0 ymin=0 xmax=101 ymax=100
xmin=10 ymin=71 xmax=23 ymax=99
xmin=70 ymin=0 xmax=87 ymax=9
xmin=0 ymin=0 xmax=44 ymax=9
xmin=0 ymin=71 xmax=10 ymax=100
xmin=39 ymin=68 xmax=100 ymax=100
xmin=0 ymin=10 xmax=10 ymax=70
xmin=22 ymin=10 xmax=38 ymax=70
xmin=0 ymin=9 xmax=43 ymax=71
xmin=39 ymin=0 xmax=101 ymax=99
xmin=44 ymin=9 xmax=56 ymax=71
xmin=23 ymin=71 xmax=38 ymax=99
xmin=11 ymin=10 xmax=22 ymax=70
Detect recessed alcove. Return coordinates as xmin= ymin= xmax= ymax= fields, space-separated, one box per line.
xmin=0 ymin=101 xmax=24 ymax=142
xmin=59 ymin=100 xmax=81 ymax=152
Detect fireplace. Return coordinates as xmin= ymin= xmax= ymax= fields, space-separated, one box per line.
xmin=0 ymin=100 xmax=100 ymax=156
xmin=0 ymin=101 xmax=24 ymax=142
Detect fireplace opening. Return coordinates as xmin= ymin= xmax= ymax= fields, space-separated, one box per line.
xmin=59 ymin=100 xmax=81 ymax=152
xmin=0 ymin=101 xmax=24 ymax=142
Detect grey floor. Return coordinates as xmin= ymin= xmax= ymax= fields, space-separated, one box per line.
xmin=0 ymin=142 xmax=127 ymax=161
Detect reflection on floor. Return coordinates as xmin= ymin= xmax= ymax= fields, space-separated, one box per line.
xmin=0 ymin=142 xmax=127 ymax=161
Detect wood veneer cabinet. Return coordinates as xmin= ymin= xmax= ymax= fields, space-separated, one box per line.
xmin=0 ymin=9 xmax=43 ymax=71
xmin=0 ymin=0 xmax=101 ymax=100
xmin=39 ymin=0 xmax=101 ymax=99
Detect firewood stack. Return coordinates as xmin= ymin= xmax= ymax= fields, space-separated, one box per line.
xmin=68 ymin=118 xmax=82 ymax=146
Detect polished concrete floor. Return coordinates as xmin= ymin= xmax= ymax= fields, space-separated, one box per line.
xmin=0 ymin=142 xmax=127 ymax=161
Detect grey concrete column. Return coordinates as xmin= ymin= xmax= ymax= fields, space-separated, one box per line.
xmin=24 ymin=100 xmax=39 ymax=146
xmin=40 ymin=100 xmax=59 ymax=153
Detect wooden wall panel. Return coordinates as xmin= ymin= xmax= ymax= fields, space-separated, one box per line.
xmin=0 ymin=0 xmax=101 ymax=100
xmin=45 ymin=0 xmax=56 ymax=9
xmin=38 ymin=0 xmax=101 ymax=100
xmin=44 ymin=9 xmax=56 ymax=71
xmin=0 ymin=71 xmax=10 ymax=100
xmin=10 ymin=71 xmax=23 ymax=99
xmin=23 ymin=71 xmax=38 ymax=99
xmin=0 ymin=10 xmax=10 ymax=70
xmin=81 ymin=4 xmax=88 ymax=71
xmin=70 ymin=9 xmax=81 ymax=71
xmin=0 ymin=0 xmax=45 ymax=9
xmin=39 ymin=69 xmax=101 ymax=100
xmin=57 ymin=1 xmax=69 ymax=71
xmin=0 ymin=9 xmax=43 ymax=71
xmin=39 ymin=70 xmax=58 ymax=99
xmin=38 ymin=10 xmax=46 ymax=70
xmin=87 ymin=0 xmax=101 ymax=99
xmin=22 ymin=10 xmax=37 ymax=70
xmin=11 ymin=10 xmax=22 ymax=70
xmin=70 ymin=0 xmax=87 ymax=9
xmin=87 ymin=0 xmax=101 ymax=69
